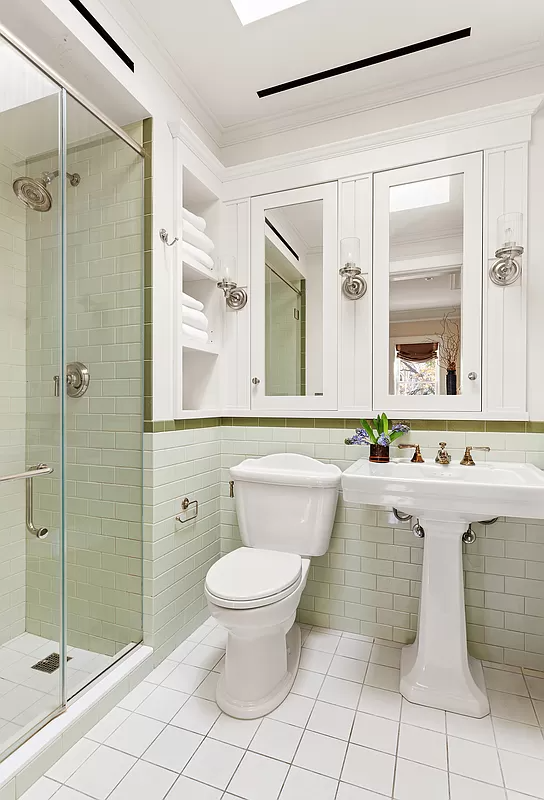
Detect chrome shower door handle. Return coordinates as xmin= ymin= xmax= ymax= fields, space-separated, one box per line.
xmin=25 ymin=463 xmax=52 ymax=539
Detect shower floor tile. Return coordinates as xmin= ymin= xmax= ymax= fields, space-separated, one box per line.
xmin=0 ymin=633 xmax=115 ymax=754
xmin=25 ymin=618 xmax=544 ymax=800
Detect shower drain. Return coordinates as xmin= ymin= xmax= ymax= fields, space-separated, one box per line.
xmin=31 ymin=653 xmax=72 ymax=674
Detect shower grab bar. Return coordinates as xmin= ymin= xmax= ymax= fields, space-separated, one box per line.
xmin=0 ymin=464 xmax=53 ymax=483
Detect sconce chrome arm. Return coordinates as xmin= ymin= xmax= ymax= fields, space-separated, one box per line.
xmin=217 ymin=278 xmax=248 ymax=310
xmin=489 ymin=244 xmax=523 ymax=286
xmin=339 ymin=263 xmax=367 ymax=300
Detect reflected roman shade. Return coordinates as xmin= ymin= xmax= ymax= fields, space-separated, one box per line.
xmin=396 ymin=342 xmax=438 ymax=363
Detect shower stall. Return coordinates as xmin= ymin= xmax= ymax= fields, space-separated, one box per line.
xmin=0 ymin=28 xmax=145 ymax=760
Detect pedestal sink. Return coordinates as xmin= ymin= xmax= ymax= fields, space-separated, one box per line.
xmin=342 ymin=458 xmax=544 ymax=717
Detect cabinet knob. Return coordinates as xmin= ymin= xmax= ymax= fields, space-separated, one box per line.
xmin=467 ymin=372 xmax=478 ymax=381
xmin=251 ymin=377 xmax=261 ymax=385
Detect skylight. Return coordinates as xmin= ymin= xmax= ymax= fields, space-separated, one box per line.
xmin=229 ymin=0 xmax=310 ymax=25
xmin=390 ymin=177 xmax=451 ymax=213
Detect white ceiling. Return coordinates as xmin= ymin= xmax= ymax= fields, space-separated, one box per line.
xmin=127 ymin=0 xmax=544 ymax=144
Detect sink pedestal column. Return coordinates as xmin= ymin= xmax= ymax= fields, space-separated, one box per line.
xmin=400 ymin=518 xmax=489 ymax=717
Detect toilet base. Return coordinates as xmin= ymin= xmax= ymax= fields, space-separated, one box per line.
xmin=216 ymin=623 xmax=301 ymax=719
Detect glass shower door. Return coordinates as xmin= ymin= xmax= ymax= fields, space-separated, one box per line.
xmin=0 ymin=38 xmax=64 ymax=757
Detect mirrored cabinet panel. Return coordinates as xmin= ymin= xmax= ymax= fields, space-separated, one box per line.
xmin=373 ymin=154 xmax=483 ymax=412
xmin=251 ymin=184 xmax=338 ymax=410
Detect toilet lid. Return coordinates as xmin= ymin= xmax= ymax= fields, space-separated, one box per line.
xmin=205 ymin=548 xmax=302 ymax=603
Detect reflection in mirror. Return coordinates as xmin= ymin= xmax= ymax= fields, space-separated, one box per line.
xmin=388 ymin=174 xmax=463 ymax=397
xmin=264 ymin=200 xmax=323 ymax=397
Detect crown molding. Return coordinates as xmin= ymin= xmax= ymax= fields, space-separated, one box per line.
xmin=168 ymin=117 xmax=225 ymax=180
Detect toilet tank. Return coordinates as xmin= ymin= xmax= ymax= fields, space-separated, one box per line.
xmin=230 ymin=453 xmax=342 ymax=557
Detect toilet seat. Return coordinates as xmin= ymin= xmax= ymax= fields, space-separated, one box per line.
xmin=206 ymin=547 xmax=302 ymax=610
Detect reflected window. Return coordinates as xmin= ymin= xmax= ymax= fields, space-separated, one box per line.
xmin=394 ymin=342 xmax=440 ymax=396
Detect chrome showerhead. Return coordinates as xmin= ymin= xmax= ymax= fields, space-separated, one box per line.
xmin=12 ymin=170 xmax=81 ymax=213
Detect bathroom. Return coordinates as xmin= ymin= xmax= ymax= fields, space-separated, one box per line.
xmin=1 ymin=0 xmax=544 ymax=797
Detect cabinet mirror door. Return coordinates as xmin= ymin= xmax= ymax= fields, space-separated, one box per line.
xmin=373 ymin=153 xmax=483 ymax=413
xmin=250 ymin=183 xmax=338 ymax=410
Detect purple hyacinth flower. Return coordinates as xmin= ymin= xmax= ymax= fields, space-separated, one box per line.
xmin=345 ymin=428 xmax=371 ymax=446
xmin=391 ymin=423 xmax=410 ymax=433
xmin=377 ymin=433 xmax=391 ymax=446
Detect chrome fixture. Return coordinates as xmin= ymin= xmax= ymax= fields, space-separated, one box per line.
xmin=435 ymin=442 xmax=451 ymax=465
xmin=159 ymin=228 xmax=178 ymax=247
xmin=251 ymin=377 xmax=261 ymax=385
xmin=217 ymin=256 xmax=247 ymax=310
xmin=393 ymin=508 xmax=412 ymax=522
xmin=176 ymin=497 xmax=199 ymax=524
xmin=66 ymin=362 xmax=91 ymax=398
xmin=468 ymin=372 xmax=478 ymax=381
xmin=13 ymin=170 xmax=80 ymax=213
xmin=462 ymin=525 xmax=476 ymax=544
xmin=229 ymin=480 xmax=235 ymax=498
xmin=26 ymin=465 xmax=51 ymax=539
xmin=461 ymin=445 xmax=491 ymax=466
xmin=489 ymin=212 xmax=524 ymax=286
xmin=480 ymin=517 xmax=499 ymax=526
xmin=0 ymin=464 xmax=53 ymax=483
xmin=398 ymin=443 xmax=425 ymax=463
xmin=340 ymin=237 xmax=367 ymax=299
xmin=412 ymin=520 xmax=425 ymax=538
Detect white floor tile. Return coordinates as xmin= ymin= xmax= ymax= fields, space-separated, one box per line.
xmin=484 ymin=668 xmax=529 ymax=697
xmin=364 ymin=664 xmax=400 ymax=693
xmin=493 ymin=717 xmax=544 ymax=759
xmin=534 ymin=700 xmax=544 ymax=727
xmin=398 ymin=723 xmax=447 ymax=770
xmin=249 ymin=719 xmax=303 ymax=763
xmin=328 ymin=656 xmax=368 ymax=684
xmin=526 ymin=677 xmax=544 ymax=702
xmin=183 ymin=645 xmax=224 ymax=671
xmin=293 ymin=730 xmax=347 ymax=779
xmin=299 ymin=648 xmax=333 ymax=674
xmin=446 ymin=710 xmax=496 ymax=745
xmin=47 ymin=738 xmax=99 ymax=782
xmin=269 ymin=693 xmax=314 ymax=728
xmin=307 ymin=701 xmax=355 ymax=741
xmin=146 ymin=661 xmax=178 ymax=686
xmin=318 ymin=676 xmax=361 ymax=710
xmin=500 ymin=749 xmax=544 ymax=799
xmin=117 ymin=681 xmax=155 ymax=711
xmin=107 ymin=759 xmax=177 ymax=800
xmin=142 ymin=725 xmax=203 ymax=773
xmin=358 ymin=686 xmax=402 ymax=721
xmin=291 ymin=669 xmax=325 ymax=699
xmin=201 ymin=627 xmax=228 ymax=650
xmin=183 ymin=738 xmax=245 ymax=790
xmin=279 ymin=766 xmax=338 ymax=800
xmin=336 ymin=783 xmax=389 ymax=800
xmin=193 ymin=672 xmax=220 ymax=701
xmin=350 ymin=711 xmax=399 ymax=754
xmin=370 ymin=645 xmax=401 ymax=669
xmin=65 ymin=745 xmax=136 ymax=800
xmin=168 ymin=641 xmax=198 ymax=663
xmin=106 ymin=713 xmax=165 ymax=757
xmin=507 ymin=793 xmax=542 ymax=800
xmin=208 ymin=713 xmax=262 ymax=748
xmin=44 ymin=788 xmax=88 ymax=800
xmin=448 ymin=736 xmax=503 ymax=786
xmin=20 ymin=777 xmax=61 ymax=800
xmin=170 ymin=697 xmax=221 ymax=735
xmin=304 ymin=632 xmax=340 ymax=654
xmin=166 ymin=775 xmax=222 ymax=800
xmin=136 ymin=686 xmax=190 ymax=724
xmin=393 ymin=758 xmax=448 ymax=800
xmin=188 ymin=624 xmax=211 ymax=644
xmin=401 ymin=699 xmax=445 ymax=733
xmin=336 ymin=639 xmax=373 ymax=662
xmin=162 ymin=664 xmax=210 ymax=695
xmin=341 ymin=743 xmax=395 ymax=796
xmin=489 ymin=690 xmax=539 ymax=726
xmin=449 ymin=773 xmax=507 ymax=800
xmin=86 ymin=708 xmax=131 ymax=743
xmin=227 ymin=751 xmax=289 ymax=800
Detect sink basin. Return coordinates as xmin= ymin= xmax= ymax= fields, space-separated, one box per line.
xmin=342 ymin=458 xmax=544 ymax=522
xmin=341 ymin=457 xmax=544 ymax=719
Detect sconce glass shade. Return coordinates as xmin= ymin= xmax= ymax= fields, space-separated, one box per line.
xmin=497 ymin=212 xmax=523 ymax=251
xmin=340 ymin=237 xmax=361 ymax=267
xmin=219 ymin=255 xmax=237 ymax=283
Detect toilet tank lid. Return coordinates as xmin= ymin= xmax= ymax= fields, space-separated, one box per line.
xmin=230 ymin=453 xmax=342 ymax=488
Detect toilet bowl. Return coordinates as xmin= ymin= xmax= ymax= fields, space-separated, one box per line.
xmin=205 ymin=453 xmax=341 ymax=719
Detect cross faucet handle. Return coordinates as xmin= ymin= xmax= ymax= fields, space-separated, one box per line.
xmin=435 ymin=443 xmax=451 ymax=464
xmin=461 ymin=446 xmax=491 ymax=466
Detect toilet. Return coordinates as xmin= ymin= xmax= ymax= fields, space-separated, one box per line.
xmin=205 ymin=453 xmax=341 ymax=719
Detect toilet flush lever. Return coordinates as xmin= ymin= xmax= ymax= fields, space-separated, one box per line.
xmin=229 ymin=480 xmax=235 ymax=498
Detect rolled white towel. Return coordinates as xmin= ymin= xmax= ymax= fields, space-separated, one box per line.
xmin=182 ymin=306 xmax=208 ymax=332
xmin=182 ymin=207 xmax=206 ymax=233
xmin=182 ymin=241 xmax=214 ymax=271
xmin=183 ymin=220 xmax=215 ymax=255
xmin=182 ymin=323 xmax=209 ymax=343
xmin=181 ymin=292 xmax=204 ymax=312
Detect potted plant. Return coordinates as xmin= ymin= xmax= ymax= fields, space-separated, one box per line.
xmin=345 ymin=415 xmax=410 ymax=463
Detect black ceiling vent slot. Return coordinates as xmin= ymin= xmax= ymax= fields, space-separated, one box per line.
xmin=258 ymin=27 xmax=471 ymax=98
xmin=266 ymin=219 xmax=299 ymax=261
xmin=67 ymin=0 xmax=134 ymax=72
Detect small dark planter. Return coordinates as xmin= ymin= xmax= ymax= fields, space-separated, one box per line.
xmin=446 ymin=369 xmax=457 ymax=396
xmin=369 ymin=444 xmax=390 ymax=463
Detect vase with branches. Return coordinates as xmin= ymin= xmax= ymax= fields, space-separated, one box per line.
xmin=435 ymin=313 xmax=461 ymax=395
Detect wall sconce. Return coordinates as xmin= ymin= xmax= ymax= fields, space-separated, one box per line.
xmin=339 ymin=237 xmax=367 ymax=299
xmin=489 ymin=212 xmax=524 ymax=286
xmin=217 ymin=256 xmax=248 ymax=310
